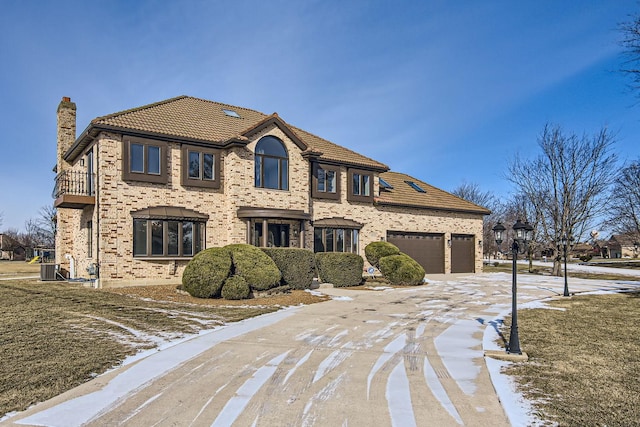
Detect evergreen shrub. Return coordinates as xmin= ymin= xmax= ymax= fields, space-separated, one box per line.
xmin=315 ymin=252 xmax=364 ymax=287
xmin=221 ymin=275 xmax=251 ymax=300
xmin=379 ymin=253 xmax=425 ymax=286
xmin=262 ymin=248 xmax=316 ymax=289
xmin=365 ymin=241 xmax=400 ymax=269
xmin=226 ymin=244 xmax=281 ymax=291
xmin=181 ymin=247 xmax=232 ymax=298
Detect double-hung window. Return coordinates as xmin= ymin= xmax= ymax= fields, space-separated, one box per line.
xmin=122 ymin=136 xmax=167 ymax=184
xmin=181 ymin=145 xmax=220 ymax=188
xmin=312 ymin=163 xmax=340 ymax=200
xmin=347 ymin=168 xmax=373 ymax=202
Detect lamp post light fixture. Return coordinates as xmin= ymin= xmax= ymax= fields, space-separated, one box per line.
xmin=561 ymin=234 xmax=574 ymax=297
xmin=492 ymin=219 xmax=534 ymax=355
xmin=635 ymin=241 xmax=639 ymax=258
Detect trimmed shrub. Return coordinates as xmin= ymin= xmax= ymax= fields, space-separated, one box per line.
xmin=379 ymin=253 xmax=425 ymax=286
xmin=182 ymin=247 xmax=232 ymax=298
xmin=226 ymin=244 xmax=281 ymax=291
xmin=261 ymin=248 xmax=316 ymax=289
xmin=365 ymin=241 xmax=401 ymax=269
xmin=579 ymin=254 xmax=593 ymax=262
xmin=221 ymin=275 xmax=251 ymax=300
xmin=315 ymin=252 xmax=364 ymax=287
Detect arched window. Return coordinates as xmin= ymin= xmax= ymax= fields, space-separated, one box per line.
xmin=255 ymin=136 xmax=288 ymax=190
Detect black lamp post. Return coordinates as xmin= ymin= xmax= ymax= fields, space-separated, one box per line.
xmin=561 ymin=234 xmax=574 ymax=297
xmin=635 ymin=241 xmax=639 ymax=259
xmin=492 ymin=219 xmax=533 ymax=355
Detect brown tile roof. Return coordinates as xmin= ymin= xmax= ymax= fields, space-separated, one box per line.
xmin=376 ymin=171 xmax=491 ymax=215
xmin=86 ymin=96 xmax=388 ymax=170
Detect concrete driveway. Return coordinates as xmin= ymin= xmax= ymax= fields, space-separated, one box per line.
xmin=6 ymin=272 xmax=640 ymax=427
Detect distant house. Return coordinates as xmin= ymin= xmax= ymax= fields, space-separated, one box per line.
xmin=569 ymin=242 xmax=597 ymax=259
xmin=604 ymin=234 xmax=640 ymax=258
xmin=53 ymin=96 xmax=490 ymax=287
xmin=0 ymin=234 xmax=26 ymax=261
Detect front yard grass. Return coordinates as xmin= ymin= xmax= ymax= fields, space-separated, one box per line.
xmin=0 ymin=278 xmax=327 ymax=418
xmin=504 ymin=291 xmax=640 ymax=426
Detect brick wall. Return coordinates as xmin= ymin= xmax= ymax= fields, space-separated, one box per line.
xmin=310 ymin=172 xmax=484 ymax=273
xmin=58 ymin=119 xmax=483 ymax=287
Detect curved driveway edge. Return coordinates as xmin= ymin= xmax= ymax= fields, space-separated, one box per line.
xmin=5 ymin=272 xmax=639 ymax=427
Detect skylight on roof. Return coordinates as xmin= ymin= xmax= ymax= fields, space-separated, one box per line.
xmin=379 ymin=177 xmax=394 ymax=190
xmin=222 ymin=109 xmax=241 ymax=118
xmin=405 ymin=180 xmax=426 ymax=193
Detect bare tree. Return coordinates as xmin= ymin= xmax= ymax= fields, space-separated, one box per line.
xmin=37 ymin=205 xmax=57 ymax=247
xmin=451 ymin=182 xmax=503 ymax=259
xmin=0 ymin=211 xmax=3 ymax=230
xmin=23 ymin=218 xmax=43 ymax=248
xmin=620 ymin=12 xmax=640 ymax=95
xmin=604 ymin=159 xmax=640 ymax=238
xmin=451 ymin=181 xmax=498 ymax=210
xmin=507 ymin=123 xmax=617 ymax=276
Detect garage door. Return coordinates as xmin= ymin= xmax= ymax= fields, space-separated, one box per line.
xmin=451 ymin=234 xmax=475 ymax=273
xmin=387 ymin=231 xmax=444 ymax=274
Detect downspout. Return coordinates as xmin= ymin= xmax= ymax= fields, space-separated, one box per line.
xmin=64 ymin=254 xmax=76 ymax=279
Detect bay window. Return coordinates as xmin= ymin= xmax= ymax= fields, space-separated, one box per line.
xmin=314 ymin=228 xmax=359 ymax=253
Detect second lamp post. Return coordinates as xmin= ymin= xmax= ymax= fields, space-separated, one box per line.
xmin=561 ymin=234 xmax=574 ymax=297
xmin=492 ymin=219 xmax=534 ymax=355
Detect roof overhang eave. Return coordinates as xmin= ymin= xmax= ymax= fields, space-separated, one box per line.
xmin=63 ymin=124 xmax=234 ymax=162
xmin=313 ymin=158 xmax=389 ymax=172
xmin=374 ymin=200 xmax=491 ymax=216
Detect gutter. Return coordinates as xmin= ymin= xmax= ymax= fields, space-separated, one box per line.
xmin=374 ymin=199 xmax=491 ymax=216
xmin=63 ymin=124 xmax=252 ymax=163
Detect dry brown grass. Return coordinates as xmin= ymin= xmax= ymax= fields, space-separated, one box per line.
xmin=504 ymin=291 xmax=640 ymax=426
xmin=0 ymin=261 xmax=40 ymax=277
xmin=0 ymin=277 xmax=328 ymax=417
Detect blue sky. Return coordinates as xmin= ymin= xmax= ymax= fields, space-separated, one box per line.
xmin=1 ymin=1 xmax=638 ymax=231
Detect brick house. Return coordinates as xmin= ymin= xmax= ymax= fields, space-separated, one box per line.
xmin=53 ymin=96 xmax=490 ymax=287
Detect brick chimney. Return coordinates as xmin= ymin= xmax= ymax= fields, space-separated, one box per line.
xmin=57 ymin=96 xmax=77 ymax=174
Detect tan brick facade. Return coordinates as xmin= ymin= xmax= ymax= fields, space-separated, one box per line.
xmin=55 ymin=98 xmax=487 ymax=287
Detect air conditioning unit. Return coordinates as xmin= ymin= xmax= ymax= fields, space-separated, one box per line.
xmin=40 ymin=264 xmax=57 ymax=281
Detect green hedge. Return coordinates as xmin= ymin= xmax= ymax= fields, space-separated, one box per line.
xmin=379 ymin=253 xmax=425 ymax=286
xmin=181 ymin=247 xmax=232 ymax=298
xmin=227 ymin=244 xmax=281 ymax=291
xmin=315 ymin=252 xmax=364 ymax=287
xmin=221 ymin=275 xmax=251 ymax=300
xmin=261 ymin=248 xmax=316 ymax=289
xmin=365 ymin=241 xmax=400 ymax=269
